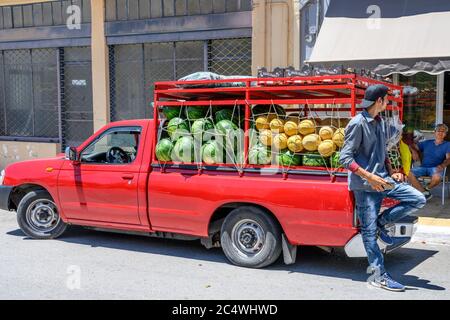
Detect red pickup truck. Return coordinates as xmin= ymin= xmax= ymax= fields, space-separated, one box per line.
xmin=0 ymin=75 xmax=417 ymax=268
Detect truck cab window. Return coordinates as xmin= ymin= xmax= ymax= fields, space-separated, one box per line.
xmin=80 ymin=128 xmax=141 ymax=164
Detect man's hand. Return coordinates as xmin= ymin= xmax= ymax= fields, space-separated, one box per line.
xmin=391 ymin=172 xmax=406 ymax=182
xmin=366 ymin=173 xmax=391 ymax=192
xmin=435 ymin=165 xmax=444 ymax=173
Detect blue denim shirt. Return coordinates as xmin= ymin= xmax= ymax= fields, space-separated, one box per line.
xmin=339 ymin=110 xmax=394 ymax=191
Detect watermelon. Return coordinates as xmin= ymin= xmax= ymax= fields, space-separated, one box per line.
xmin=201 ymin=141 xmax=222 ymax=165
xmin=172 ymin=136 xmax=195 ymax=163
xmin=331 ymin=151 xmax=342 ymax=168
xmin=162 ymin=106 xmax=184 ymax=120
xmin=185 ymin=106 xmax=207 ymax=121
xmin=249 ymin=145 xmax=272 ymax=165
xmin=155 ymin=138 xmax=173 ymax=162
xmin=215 ymin=120 xmax=238 ymax=135
xmin=277 ymin=150 xmax=302 ymax=166
xmin=302 ymin=152 xmax=328 ymax=167
xmin=191 ymin=118 xmax=214 ymax=136
xmin=252 ymin=104 xmax=286 ymax=117
xmin=214 ymin=108 xmax=245 ymax=127
xmin=167 ymin=117 xmax=189 ymax=141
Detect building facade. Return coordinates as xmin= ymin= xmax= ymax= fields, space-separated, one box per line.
xmin=0 ymin=0 xmax=301 ymax=169
xmin=7 ymin=1 xmax=447 ymax=169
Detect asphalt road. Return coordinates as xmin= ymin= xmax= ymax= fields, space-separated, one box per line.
xmin=1 ymin=209 xmax=449 ymax=300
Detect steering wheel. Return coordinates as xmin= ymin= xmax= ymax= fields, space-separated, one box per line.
xmin=106 ymin=147 xmax=130 ymax=164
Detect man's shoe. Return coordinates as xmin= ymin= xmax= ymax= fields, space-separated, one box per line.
xmin=378 ymin=227 xmax=394 ymax=246
xmin=370 ymin=273 xmax=405 ymax=292
xmin=423 ymin=190 xmax=433 ymax=201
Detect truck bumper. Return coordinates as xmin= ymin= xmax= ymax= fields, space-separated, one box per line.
xmin=0 ymin=186 xmax=13 ymax=211
xmin=344 ymin=215 xmax=418 ymax=258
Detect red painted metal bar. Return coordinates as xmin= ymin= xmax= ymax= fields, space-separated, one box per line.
xmin=153 ymin=90 xmax=159 ymax=163
xmin=244 ymin=82 xmax=251 ymax=169
xmin=351 ymin=78 xmax=356 ymax=117
xmin=156 ymin=98 xmax=353 ymax=106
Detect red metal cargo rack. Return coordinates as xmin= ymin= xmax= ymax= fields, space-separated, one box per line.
xmin=152 ymin=74 xmax=404 ymax=176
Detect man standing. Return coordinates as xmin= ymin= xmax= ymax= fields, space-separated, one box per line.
xmin=408 ymin=124 xmax=450 ymax=199
xmin=340 ymin=84 xmax=426 ymax=292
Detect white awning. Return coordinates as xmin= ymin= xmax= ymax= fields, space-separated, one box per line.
xmin=308 ymin=0 xmax=450 ymax=74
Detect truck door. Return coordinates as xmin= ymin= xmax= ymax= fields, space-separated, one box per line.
xmin=58 ymin=126 xmax=142 ymax=225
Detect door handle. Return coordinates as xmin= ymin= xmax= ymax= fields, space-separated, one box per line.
xmin=122 ymin=174 xmax=134 ymax=180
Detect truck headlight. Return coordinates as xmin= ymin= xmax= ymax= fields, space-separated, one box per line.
xmin=0 ymin=170 xmax=5 ymax=185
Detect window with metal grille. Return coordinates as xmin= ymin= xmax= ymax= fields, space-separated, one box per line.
xmin=60 ymin=46 xmax=94 ymax=149
xmin=0 ymin=48 xmax=59 ymax=140
xmin=109 ymin=38 xmax=252 ymax=121
xmin=0 ymin=46 xmax=93 ymax=149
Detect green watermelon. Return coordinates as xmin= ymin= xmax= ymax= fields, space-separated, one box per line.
xmin=172 ymin=136 xmax=194 ymax=163
xmin=162 ymin=106 xmax=184 ymax=120
xmin=303 ymin=152 xmax=328 ymax=167
xmin=249 ymin=145 xmax=272 ymax=165
xmin=186 ymin=106 xmax=207 ymax=121
xmin=167 ymin=117 xmax=189 ymax=141
xmin=331 ymin=151 xmax=343 ymax=168
xmin=191 ymin=118 xmax=214 ymax=136
xmin=277 ymin=150 xmax=302 ymax=166
xmin=252 ymin=104 xmax=286 ymax=117
xmin=215 ymin=109 xmax=234 ymax=123
xmin=155 ymin=139 xmax=174 ymax=162
xmin=215 ymin=120 xmax=238 ymax=135
xmin=201 ymin=141 xmax=222 ymax=165
xmin=214 ymin=108 xmax=245 ymax=127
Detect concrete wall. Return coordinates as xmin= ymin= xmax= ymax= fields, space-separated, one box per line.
xmin=0 ymin=141 xmax=62 ymax=170
xmin=252 ymin=0 xmax=300 ymax=74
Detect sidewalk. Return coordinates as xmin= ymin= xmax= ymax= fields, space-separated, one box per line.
xmin=412 ymin=185 xmax=450 ymax=245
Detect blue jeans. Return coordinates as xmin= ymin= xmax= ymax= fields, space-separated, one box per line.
xmin=353 ymin=182 xmax=426 ymax=275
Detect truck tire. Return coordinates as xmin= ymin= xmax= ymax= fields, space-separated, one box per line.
xmin=17 ymin=190 xmax=67 ymax=239
xmin=220 ymin=206 xmax=282 ymax=268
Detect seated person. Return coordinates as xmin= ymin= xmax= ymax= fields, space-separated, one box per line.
xmin=408 ymin=123 xmax=450 ymax=199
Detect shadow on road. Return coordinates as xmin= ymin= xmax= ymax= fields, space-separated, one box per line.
xmin=7 ymin=226 xmax=445 ymax=291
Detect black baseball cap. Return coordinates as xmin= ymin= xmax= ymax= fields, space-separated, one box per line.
xmin=361 ymin=84 xmax=389 ymax=108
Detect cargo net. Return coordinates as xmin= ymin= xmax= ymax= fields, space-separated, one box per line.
xmin=249 ymin=102 xmax=352 ymax=176
xmin=155 ymin=100 xmax=246 ymax=172
xmin=155 ymin=100 xmax=404 ymax=176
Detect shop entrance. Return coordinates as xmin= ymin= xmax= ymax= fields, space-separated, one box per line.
xmin=444 ymin=71 xmax=450 ymax=141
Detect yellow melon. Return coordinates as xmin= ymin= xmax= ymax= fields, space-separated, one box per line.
xmin=318 ymin=140 xmax=336 ymax=157
xmin=284 ymin=121 xmax=299 ymax=136
xmin=287 ymin=135 xmax=303 ymax=153
xmin=298 ymin=119 xmax=316 ymax=135
xmin=259 ymin=129 xmax=272 ymax=146
xmin=273 ymin=133 xmax=288 ymax=150
xmin=302 ymin=134 xmax=321 ymax=151
xmin=255 ymin=116 xmax=270 ymax=131
xmin=270 ymin=118 xmax=285 ymax=133
xmin=332 ymin=128 xmax=345 ymax=147
xmin=319 ymin=126 xmax=335 ymax=140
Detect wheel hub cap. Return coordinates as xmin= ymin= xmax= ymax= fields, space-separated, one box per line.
xmin=232 ymin=219 xmax=266 ymax=255
xmin=26 ymin=199 xmax=60 ymax=232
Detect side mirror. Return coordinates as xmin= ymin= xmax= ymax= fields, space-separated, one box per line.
xmin=65 ymin=146 xmax=79 ymax=162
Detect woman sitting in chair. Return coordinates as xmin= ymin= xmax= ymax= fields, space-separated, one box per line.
xmin=408 ymin=123 xmax=450 ymax=200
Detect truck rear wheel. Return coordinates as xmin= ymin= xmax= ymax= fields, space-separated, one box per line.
xmin=17 ymin=190 xmax=67 ymax=239
xmin=220 ymin=206 xmax=282 ymax=268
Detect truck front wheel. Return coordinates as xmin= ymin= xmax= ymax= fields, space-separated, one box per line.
xmin=220 ymin=206 xmax=282 ymax=268
xmin=17 ymin=190 xmax=67 ymax=239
